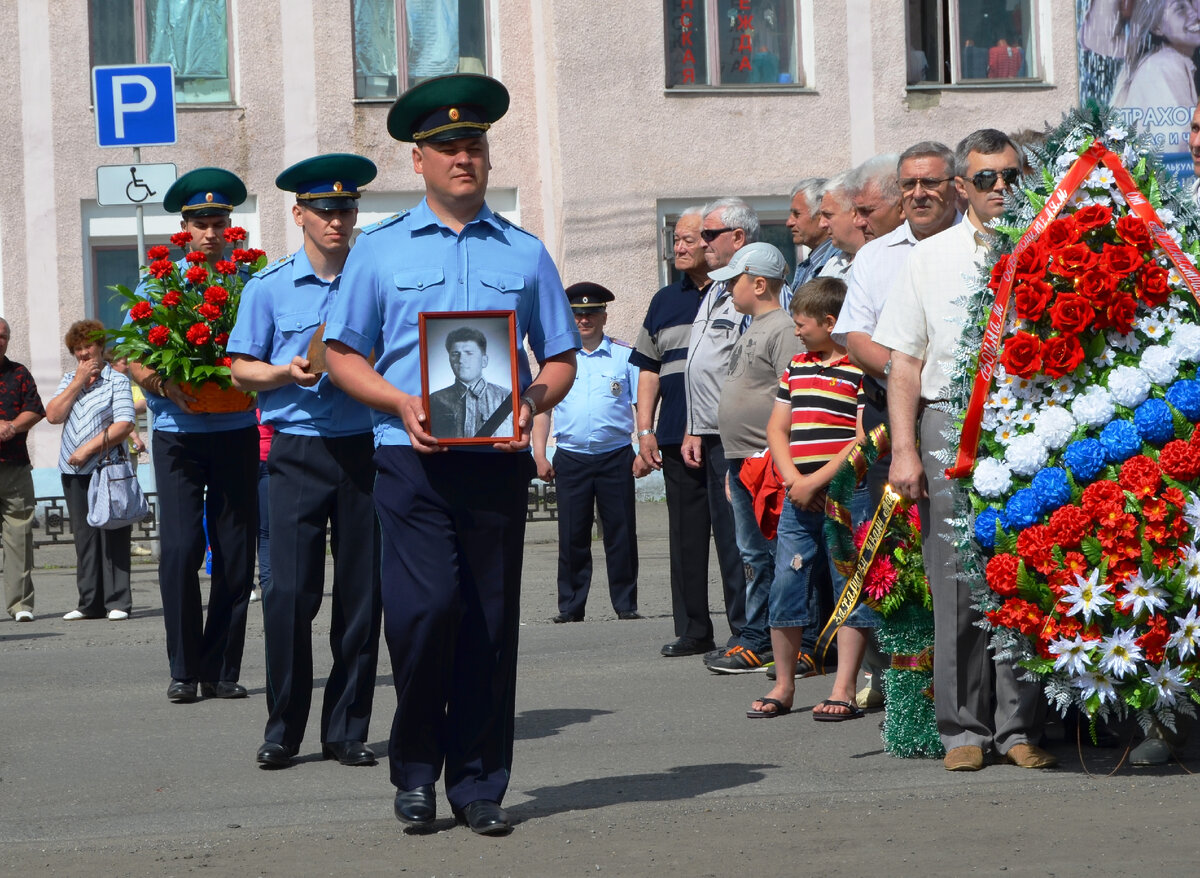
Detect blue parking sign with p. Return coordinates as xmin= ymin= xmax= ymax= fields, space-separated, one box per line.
xmin=93 ymin=64 xmax=177 ymax=148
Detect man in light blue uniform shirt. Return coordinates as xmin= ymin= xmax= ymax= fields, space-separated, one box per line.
xmin=532 ymin=283 xmax=647 ymax=623
xmin=228 ymin=153 xmax=383 ymax=772
xmin=323 ymin=74 xmax=578 ymax=836
xmin=125 ymin=167 xmax=258 ymax=705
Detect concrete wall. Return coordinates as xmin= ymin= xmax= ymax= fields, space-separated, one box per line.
xmin=2 ymin=0 xmax=1082 ymax=472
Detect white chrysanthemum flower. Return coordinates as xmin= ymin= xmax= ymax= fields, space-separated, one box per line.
xmin=1117 ymin=571 xmax=1170 ymax=619
xmin=1033 ymin=405 xmax=1076 ymax=450
xmin=1061 ymin=569 xmax=1113 ymax=625
xmin=986 ymin=389 xmax=1019 ymax=411
xmin=1168 ymin=323 xmax=1200 ymax=360
xmin=1098 ymin=628 xmax=1143 ymax=679
xmin=995 ymin=408 xmax=1018 ymax=427
xmin=1105 ymin=124 xmax=1127 ymax=142
xmin=1049 ymin=378 xmax=1078 ymax=404
xmin=993 ymin=423 xmax=1021 ymax=447
xmin=1004 ymin=432 xmax=1048 ymax=476
xmin=1011 ymin=375 xmax=1039 ymax=398
xmin=1167 ymin=605 xmax=1200 ymax=660
xmin=1092 ymin=347 xmax=1117 ymax=369
xmin=1145 ymin=663 xmax=1189 ymax=709
xmin=1136 ymin=314 xmax=1167 ymax=342
xmin=1073 ymin=670 xmax=1118 ymax=705
xmin=1049 ymin=635 xmax=1092 ymax=677
xmin=1108 ymin=330 xmax=1142 ymax=353
xmin=1071 ymin=385 xmax=1116 ymax=429
xmin=1158 ymin=207 xmax=1176 ymax=225
xmin=1107 ymin=364 xmax=1151 ymax=407
xmin=973 ymin=457 xmax=1013 ymax=498
xmin=1179 ymin=546 xmax=1200 ymax=598
xmin=1139 ymin=344 xmax=1179 ymax=384
xmin=1087 ymin=166 xmax=1116 ymax=188
xmin=1013 ymin=402 xmax=1038 ymax=429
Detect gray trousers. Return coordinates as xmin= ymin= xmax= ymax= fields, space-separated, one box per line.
xmin=1 ymin=462 xmax=35 ymax=616
xmin=919 ymin=406 xmax=1045 ymax=754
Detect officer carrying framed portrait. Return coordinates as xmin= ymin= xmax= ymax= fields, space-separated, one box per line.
xmin=420 ymin=310 xmax=520 ymax=444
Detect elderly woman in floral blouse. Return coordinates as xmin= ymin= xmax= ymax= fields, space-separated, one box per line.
xmin=46 ymin=320 xmax=136 ymax=620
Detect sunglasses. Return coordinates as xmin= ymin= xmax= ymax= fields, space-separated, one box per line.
xmin=899 ymin=176 xmax=952 ymax=193
xmin=700 ymin=227 xmax=735 ymax=242
xmin=967 ymin=167 xmax=1021 ymax=192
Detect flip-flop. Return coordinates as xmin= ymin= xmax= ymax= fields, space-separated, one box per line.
xmin=813 ymin=699 xmax=865 ymax=722
xmin=747 ymin=697 xmax=792 ymax=718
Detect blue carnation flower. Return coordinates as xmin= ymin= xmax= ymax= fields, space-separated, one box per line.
xmin=1099 ymin=419 xmax=1141 ymax=462
xmin=1063 ymin=439 xmax=1106 ymax=482
xmin=1030 ymin=467 xmax=1071 ymax=513
xmin=1134 ymin=398 xmax=1174 ymax=445
xmin=974 ymin=507 xmax=1007 ymax=549
xmin=1005 ymin=488 xmax=1042 ymax=531
xmin=1167 ymin=379 xmax=1200 ymax=421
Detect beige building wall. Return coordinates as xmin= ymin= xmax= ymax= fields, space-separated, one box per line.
xmin=3 ymin=0 xmax=1081 ymax=469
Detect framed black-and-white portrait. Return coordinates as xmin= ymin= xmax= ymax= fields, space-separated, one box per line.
xmin=419 ymin=310 xmax=519 ymax=445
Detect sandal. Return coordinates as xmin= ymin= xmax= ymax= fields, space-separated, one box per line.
xmin=812 ymin=699 xmax=865 ymax=722
xmin=747 ymin=697 xmax=792 ymax=718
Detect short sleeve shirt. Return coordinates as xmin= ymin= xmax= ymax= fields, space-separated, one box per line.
xmin=552 ymin=336 xmax=639 ymax=455
xmin=0 ymin=358 xmax=45 ymax=465
xmin=718 ymin=308 xmax=800 ymax=458
xmin=54 ymin=365 xmax=135 ymax=474
xmin=323 ymin=198 xmax=579 ymax=448
xmin=775 ymin=352 xmax=862 ymax=474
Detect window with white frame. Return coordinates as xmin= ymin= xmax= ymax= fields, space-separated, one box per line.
xmin=664 ymin=0 xmax=803 ymax=88
xmin=89 ymin=0 xmax=233 ymax=104
xmin=906 ymin=0 xmax=1041 ymax=86
xmin=352 ymin=0 xmax=489 ymax=99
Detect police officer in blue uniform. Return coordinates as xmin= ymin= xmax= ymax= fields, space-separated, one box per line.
xmin=227 ymin=154 xmax=383 ymax=770
xmin=532 ymin=283 xmax=646 ymax=623
xmin=323 ymin=74 xmax=578 ymax=836
xmin=125 ymin=168 xmax=258 ymax=704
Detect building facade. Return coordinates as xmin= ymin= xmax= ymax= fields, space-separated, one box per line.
xmin=2 ymin=0 xmax=1082 ymax=470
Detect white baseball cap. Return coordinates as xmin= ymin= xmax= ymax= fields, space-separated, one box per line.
xmin=708 ymin=242 xmax=789 ymax=282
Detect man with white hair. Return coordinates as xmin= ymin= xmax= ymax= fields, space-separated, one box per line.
xmin=817 ymin=175 xmax=866 ymax=280
xmin=786 ymin=177 xmax=837 ymax=288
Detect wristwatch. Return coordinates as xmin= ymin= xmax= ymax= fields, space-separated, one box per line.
xmin=637 ymin=429 xmax=655 ymax=439
xmin=520 ymin=394 xmax=537 ymax=417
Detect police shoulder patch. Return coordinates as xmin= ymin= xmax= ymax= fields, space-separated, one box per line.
xmin=255 ymin=253 xmax=294 ymax=278
xmin=362 ymin=209 xmax=410 ymax=235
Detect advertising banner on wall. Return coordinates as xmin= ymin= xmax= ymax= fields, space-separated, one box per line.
xmin=1077 ymin=0 xmax=1199 ymax=181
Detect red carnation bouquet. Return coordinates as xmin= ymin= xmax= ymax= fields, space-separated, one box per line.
xmin=107 ymin=227 xmax=266 ymax=389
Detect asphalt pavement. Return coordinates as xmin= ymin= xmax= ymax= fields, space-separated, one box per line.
xmin=2 ymin=501 xmax=1199 ymax=877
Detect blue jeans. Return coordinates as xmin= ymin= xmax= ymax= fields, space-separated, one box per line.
xmin=726 ymin=458 xmax=773 ymax=654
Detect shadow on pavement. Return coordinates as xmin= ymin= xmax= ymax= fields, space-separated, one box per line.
xmin=0 ymin=630 xmax=62 ymax=643
xmin=509 ymin=762 xmax=776 ymax=821
xmin=516 ymin=707 xmax=612 ymax=740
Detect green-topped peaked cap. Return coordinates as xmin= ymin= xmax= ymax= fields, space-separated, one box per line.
xmin=276 ymin=153 xmax=377 ymax=209
xmin=386 ymin=73 xmax=510 ymax=143
xmin=163 ymin=167 xmax=247 ymax=216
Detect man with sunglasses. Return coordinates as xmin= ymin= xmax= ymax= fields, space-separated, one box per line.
xmin=228 ymin=154 xmax=383 ymax=771
xmin=875 ymin=129 xmax=1054 ymax=773
xmin=532 ymin=283 xmax=645 ymax=624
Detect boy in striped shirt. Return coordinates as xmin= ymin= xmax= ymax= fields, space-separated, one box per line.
xmin=749 ymin=277 xmax=877 ymax=719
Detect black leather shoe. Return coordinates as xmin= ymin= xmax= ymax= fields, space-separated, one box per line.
xmin=256 ymin=741 xmax=295 ymax=770
xmin=455 ymin=799 xmax=511 ymax=836
xmin=167 ymin=680 xmax=198 ymax=703
xmin=200 ymin=681 xmax=248 ymax=699
xmin=660 ymin=636 xmax=716 ymax=657
xmin=552 ymin=612 xmax=583 ymax=623
xmin=322 ymin=740 xmax=377 ymax=766
xmin=394 ymin=784 xmax=436 ymax=828
xmin=617 ymin=611 xmax=643 ymax=620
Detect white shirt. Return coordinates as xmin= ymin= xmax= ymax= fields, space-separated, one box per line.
xmin=832 ymin=221 xmax=920 ymax=347
xmin=873 ymin=216 xmax=991 ymax=402
xmin=817 ymin=251 xmax=853 ymax=280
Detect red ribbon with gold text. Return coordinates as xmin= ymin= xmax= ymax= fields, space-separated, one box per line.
xmin=946 ymin=142 xmax=1200 ymax=479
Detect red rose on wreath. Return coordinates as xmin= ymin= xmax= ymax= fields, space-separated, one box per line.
xmin=203 ymin=285 xmax=229 ymax=305
xmin=1105 ymin=294 xmax=1139 ymax=334
xmin=1100 ymin=243 xmax=1144 ymax=277
xmin=185 ymin=265 xmax=209 ymax=285
xmin=170 ymin=231 xmax=193 ymax=247
xmin=1048 ymin=294 xmax=1094 ymax=335
xmin=223 ymin=227 xmax=248 ymax=243
xmin=985 ymin=553 xmax=1020 ymax=597
xmin=148 ymin=258 xmax=174 ymax=279
xmin=147 ymin=244 xmax=170 ymax=261
xmin=1077 ymin=268 xmax=1115 ymax=307
xmin=129 ymin=301 xmax=153 ymax=322
xmin=1138 ymin=264 xmax=1171 ymax=307
xmin=1158 ymin=440 xmax=1200 ymax=481
xmin=1000 ymin=330 xmax=1043 ymax=377
xmin=196 ymin=303 xmax=222 ymax=321
xmin=1118 ymin=454 xmax=1162 ymax=499
xmin=1043 ymin=215 xmax=1079 ymax=250
xmin=1073 ymin=203 xmax=1113 ymax=231
xmin=1040 ymin=334 xmax=1085 ymax=378
xmin=162 ymin=290 xmax=181 ymax=308
xmin=147 ymin=325 xmax=170 ymax=346
xmin=1013 ymin=280 xmax=1055 ymax=321
xmin=1049 ymin=243 xmax=1098 ymax=277
xmin=186 ymin=323 xmax=211 ymax=346
xmin=988 ymin=254 xmax=1010 ymax=291
xmin=1013 ymin=243 xmax=1048 ymax=280
xmin=214 ymin=260 xmax=237 ymax=276
xmin=1115 ymin=214 xmax=1154 ymax=250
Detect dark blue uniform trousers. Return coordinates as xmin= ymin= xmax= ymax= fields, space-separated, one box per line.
xmin=374 ymin=446 xmax=533 ymax=809
xmin=552 ymin=445 xmax=638 ymax=617
xmin=152 ymin=427 xmax=257 ymax=683
xmin=262 ymin=433 xmax=382 ymax=751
